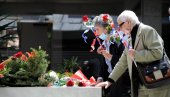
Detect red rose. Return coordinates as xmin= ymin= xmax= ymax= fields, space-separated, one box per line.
xmin=78 ymin=81 xmax=86 ymax=87
xmin=82 ymin=15 xmax=89 ymax=22
xmin=66 ymin=80 xmax=74 ymax=86
xmin=0 ymin=64 xmax=5 ymax=70
xmin=102 ymin=14 xmax=108 ymax=22
xmin=14 ymin=51 xmax=23 ymax=58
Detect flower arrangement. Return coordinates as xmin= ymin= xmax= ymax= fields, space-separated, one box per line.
xmin=0 ymin=48 xmax=96 ymax=87
xmin=0 ymin=47 xmax=55 ymax=86
xmin=52 ymin=70 xmax=96 ymax=87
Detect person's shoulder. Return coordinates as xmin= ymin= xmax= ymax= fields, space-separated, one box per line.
xmin=140 ymin=23 xmax=155 ymax=31
xmin=140 ymin=23 xmax=157 ymax=35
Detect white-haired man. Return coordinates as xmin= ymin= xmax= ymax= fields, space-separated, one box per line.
xmin=96 ymin=10 xmax=170 ymax=97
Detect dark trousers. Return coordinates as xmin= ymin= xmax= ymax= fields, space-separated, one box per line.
xmin=103 ymin=73 xmax=131 ymax=97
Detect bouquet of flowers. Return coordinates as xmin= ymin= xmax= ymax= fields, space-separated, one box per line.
xmin=0 ymin=47 xmax=55 ymax=86
xmin=52 ymin=70 xmax=96 ymax=87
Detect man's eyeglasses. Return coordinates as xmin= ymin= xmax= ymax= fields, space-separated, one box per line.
xmin=118 ymin=22 xmax=125 ymax=28
xmin=116 ymin=22 xmax=125 ymax=31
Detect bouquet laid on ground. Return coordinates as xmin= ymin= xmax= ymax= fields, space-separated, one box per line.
xmin=52 ymin=70 xmax=96 ymax=87
xmin=0 ymin=47 xmax=56 ymax=86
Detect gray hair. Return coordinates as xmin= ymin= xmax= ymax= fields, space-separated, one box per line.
xmin=93 ymin=14 xmax=113 ymax=28
xmin=117 ymin=10 xmax=140 ymax=27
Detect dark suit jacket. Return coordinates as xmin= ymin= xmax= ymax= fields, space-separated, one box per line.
xmin=98 ymin=42 xmax=125 ymax=81
xmin=98 ymin=42 xmax=131 ymax=97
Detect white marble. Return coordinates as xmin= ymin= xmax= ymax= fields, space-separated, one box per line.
xmin=0 ymin=87 xmax=102 ymax=97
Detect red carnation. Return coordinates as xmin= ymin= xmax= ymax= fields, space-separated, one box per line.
xmin=66 ymin=80 xmax=74 ymax=87
xmin=78 ymin=81 xmax=86 ymax=87
xmin=14 ymin=51 xmax=23 ymax=58
xmin=0 ymin=64 xmax=5 ymax=70
xmin=82 ymin=15 xmax=89 ymax=22
xmin=102 ymin=14 xmax=108 ymax=22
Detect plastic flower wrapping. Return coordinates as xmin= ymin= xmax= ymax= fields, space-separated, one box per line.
xmin=50 ymin=70 xmax=96 ymax=87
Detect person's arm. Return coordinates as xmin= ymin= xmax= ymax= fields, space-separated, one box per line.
xmin=96 ymin=49 xmax=128 ymax=88
xmin=109 ymin=49 xmax=128 ymax=82
xmin=110 ymin=43 xmax=125 ymax=67
xmin=135 ymin=26 xmax=164 ymax=63
xmin=97 ymin=54 xmax=106 ymax=80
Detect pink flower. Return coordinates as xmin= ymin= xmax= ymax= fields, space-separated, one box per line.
xmin=82 ymin=15 xmax=89 ymax=22
xmin=0 ymin=74 xmax=4 ymax=78
xmin=21 ymin=54 xmax=28 ymax=61
xmin=110 ymin=22 xmax=115 ymax=28
xmin=26 ymin=52 xmax=35 ymax=58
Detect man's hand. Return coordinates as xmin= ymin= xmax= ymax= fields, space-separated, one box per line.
xmin=95 ymin=81 xmax=112 ymax=89
xmin=128 ymin=48 xmax=135 ymax=60
xmin=90 ymin=78 xmax=103 ymax=86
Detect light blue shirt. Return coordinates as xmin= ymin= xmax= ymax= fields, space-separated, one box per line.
xmin=102 ymin=40 xmax=112 ymax=73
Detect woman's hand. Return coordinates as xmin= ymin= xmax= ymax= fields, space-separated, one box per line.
xmin=97 ymin=46 xmax=104 ymax=54
xmin=101 ymin=50 xmax=112 ymax=60
xmin=95 ymin=81 xmax=112 ymax=89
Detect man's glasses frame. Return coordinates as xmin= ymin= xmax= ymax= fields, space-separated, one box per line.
xmin=116 ymin=22 xmax=125 ymax=31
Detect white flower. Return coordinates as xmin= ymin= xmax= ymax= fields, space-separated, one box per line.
xmin=49 ymin=71 xmax=59 ymax=81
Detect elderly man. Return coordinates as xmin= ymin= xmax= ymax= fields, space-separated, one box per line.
xmin=97 ymin=10 xmax=170 ymax=97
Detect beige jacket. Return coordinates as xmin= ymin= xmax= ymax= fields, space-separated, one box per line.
xmin=108 ymin=23 xmax=169 ymax=97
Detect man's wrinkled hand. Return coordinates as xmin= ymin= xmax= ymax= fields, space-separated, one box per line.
xmin=128 ymin=49 xmax=135 ymax=60
xmin=95 ymin=81 xmax=112 ymax=89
